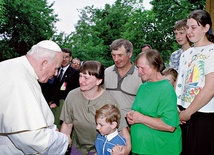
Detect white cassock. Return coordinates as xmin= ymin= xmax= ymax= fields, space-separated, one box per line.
xmin=0 ymin=56 xmax=68 ymax=154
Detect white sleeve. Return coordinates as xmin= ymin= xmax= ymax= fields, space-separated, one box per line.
xmin=8 ymin=126 xmax=68 ymax=155
xmin=204 ymin=49 xmax=214 ymax=75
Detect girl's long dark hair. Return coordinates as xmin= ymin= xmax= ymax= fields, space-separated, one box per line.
xmin=188 ymin=10 xmax=214 ymax=43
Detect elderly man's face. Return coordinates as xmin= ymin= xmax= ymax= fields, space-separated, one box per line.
xmin=38 ymin=52 xmax=63 ymax=83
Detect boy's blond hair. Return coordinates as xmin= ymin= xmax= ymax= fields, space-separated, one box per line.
xmin=162 ymin=68 xmax=178 ymax=82
xmin=174 ymin=19 xmax=187 ymax=31
xmin=95 ymin=104 xmax=121 ymax=128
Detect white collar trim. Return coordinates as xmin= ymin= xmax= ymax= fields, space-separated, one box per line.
xmin=106 ymin=129 xmax=118 ymax=141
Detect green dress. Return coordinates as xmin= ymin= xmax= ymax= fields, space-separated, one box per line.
xmin=131 ymin=80 xmax=182 ymax=155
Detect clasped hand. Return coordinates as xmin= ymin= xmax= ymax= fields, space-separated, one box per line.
xmin=126 ymin=110 xmax=142 ymax=125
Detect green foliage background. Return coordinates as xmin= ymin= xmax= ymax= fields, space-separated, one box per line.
xmin=0 ymin=0 xmax=205 ymax=67
xmin=0 ymin=0 xmax=58 ymax=60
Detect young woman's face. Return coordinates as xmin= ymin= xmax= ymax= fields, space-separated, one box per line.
xmin=186 ymin=18 xmax=209 ymax=46
xmin=79 ymin=72 xmax=102 ymax=92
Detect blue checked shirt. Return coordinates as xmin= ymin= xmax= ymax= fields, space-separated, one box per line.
xmin=169 ymin=48 xmax=183 ymax=72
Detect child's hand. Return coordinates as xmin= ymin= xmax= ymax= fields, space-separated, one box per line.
xmin=111 ymin=144 xmax=123 ymax=155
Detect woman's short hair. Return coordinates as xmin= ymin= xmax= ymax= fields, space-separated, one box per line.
xmin=80 ymin=60 xmax=105 ymax=85
xmin=135 ymin=49 xmax=164 ymax=72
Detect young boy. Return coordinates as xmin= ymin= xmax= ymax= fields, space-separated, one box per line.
xmin=95 ymin=104 xmax=126 ymax=155
xmin=169 ymin=19 xmax=191 ymax=72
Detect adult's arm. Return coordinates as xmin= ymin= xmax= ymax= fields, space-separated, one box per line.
xmin=179 ymin=72 xmax=214 ymax=122
xmin=120 ymin=127 xmax=131 ymax=154
xmin=112 ymin=127 xmax=131 ymax=155
xmin=8 ymin=126 xmax=68 ymax=154
xmin=127 ymin=111 xmax=175 ymax=132
xmin=60 ymin=122 xmax=73 ymax=146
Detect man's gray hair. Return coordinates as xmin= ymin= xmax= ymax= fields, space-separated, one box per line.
xmin=110 ymin=39 xmax=133 ymax=55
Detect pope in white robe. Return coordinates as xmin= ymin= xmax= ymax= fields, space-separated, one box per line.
xmin=0 ymin=40 xmax=68 ymax=154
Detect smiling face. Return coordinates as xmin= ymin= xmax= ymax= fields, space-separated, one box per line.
xmin=79 ymin=72 xmax=102 ymax=92
xmin=96 ymin=117 xmax=117 ymax=136
xmin=186 ymin=18 xmax=209 ymax=46
xmin=111 ymin=45 xmax=132 ymax=70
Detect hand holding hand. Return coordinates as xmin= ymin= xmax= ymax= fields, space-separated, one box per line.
xmin=111 ymin=145 xmax=124 ymax=155
xmin=179 ymin=110 xmax=191 ymax=124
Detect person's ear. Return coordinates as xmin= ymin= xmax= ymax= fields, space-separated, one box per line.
xmin=128 ymin=52 xmax=132 ymax=58
xmin=111 ymin=121 xmax=117 ymax=129
xmin=40 ymin=60 xmax=48 ymax=71
xmin=205 ymin=24 xmax=210 ymax=33
xmin=96 ymin=79 xmax=102 ymax=86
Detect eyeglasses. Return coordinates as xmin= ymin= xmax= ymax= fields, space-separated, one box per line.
xmin=72 ymin=62 xmax=80 ymax=65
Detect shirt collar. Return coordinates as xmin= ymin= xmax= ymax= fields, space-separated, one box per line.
xmin=61 ymin=65 xmax=69 ymax=71
xmin=113 ymin=63 xmax=135 ymax=75
xmin=59 ymin=65 xmax=69 ymax=76
xmin=106 ymin=129 xmax=118 ymax=141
